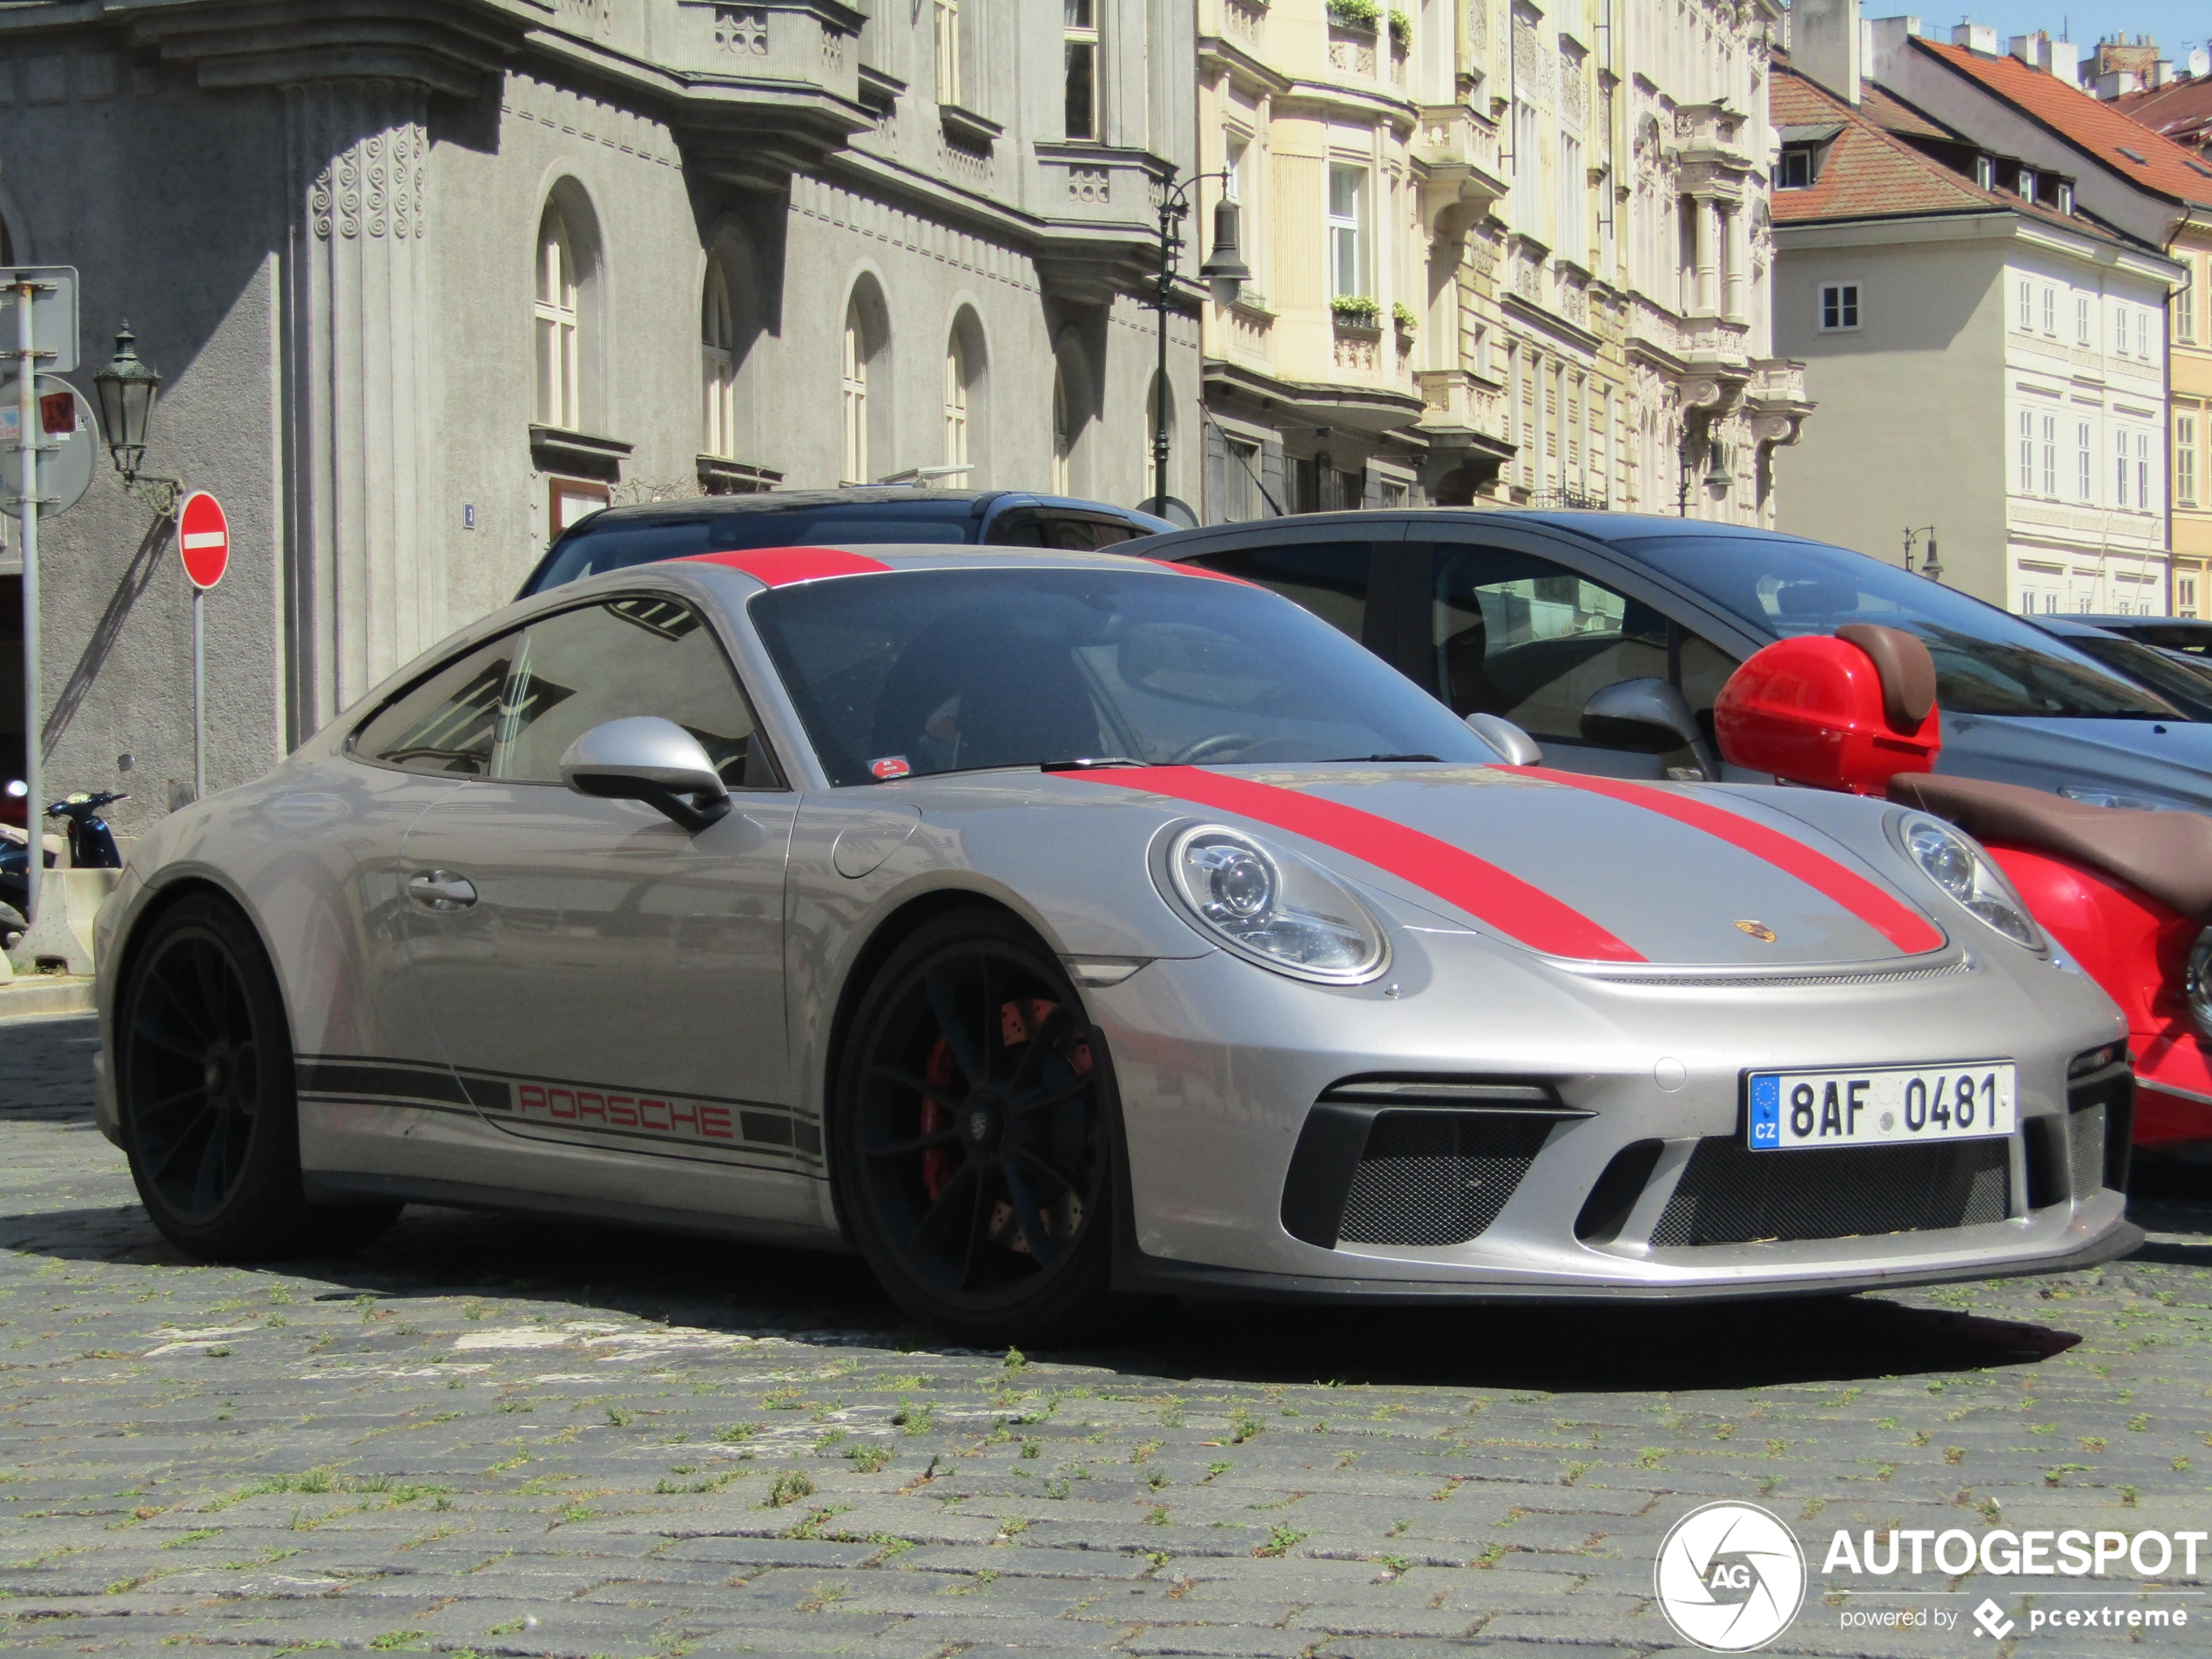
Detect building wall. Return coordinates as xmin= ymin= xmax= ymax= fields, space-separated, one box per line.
xmin=2171 ymin=231 xmax=2212 ymax=615
xmin=0 ymin=0 xmax=1195 ymax=839
xmin=1773 ymin=231 xmax=2010 ymax=594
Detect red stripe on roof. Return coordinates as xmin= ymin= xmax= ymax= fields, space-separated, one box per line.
xmin=1502 ymin=766 xmax=1945 ymax=954
xmin=1154 ymin=559 xmax=1261 ymax=588
xmin=678 ymin=547 xmax=892 ymax=586
xmin=1080 ymin=766 xmax=1644 ymax=963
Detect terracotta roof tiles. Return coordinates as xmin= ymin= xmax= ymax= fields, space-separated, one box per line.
xmin=1914 ymin=37 xmax=2212 ymax=208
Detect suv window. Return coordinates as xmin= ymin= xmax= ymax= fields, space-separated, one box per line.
xmin=353 ymin=636 xmax=518 ymax=776
xmin=984 ymin=509 xmax=1149 ymax=550
xmin=1178 ymin=542 xmax=1372 ymax=644
xmin=494 ymin=597 xmax=779 ymax=788
xmin=1431 ymin=543 xmax=1736 ymax=755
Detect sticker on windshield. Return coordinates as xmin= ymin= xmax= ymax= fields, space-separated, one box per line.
xmin=870 ymin=756 xmax=913 ymax=781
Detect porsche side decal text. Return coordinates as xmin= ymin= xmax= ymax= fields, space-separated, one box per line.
xmin=295 ymin=1057 xmax=821 ymax=1158
xmin=1500 ymin=766 xmax=1946 ymax=954
xmin=1077 ymin=765 xmax=1645 ymax=962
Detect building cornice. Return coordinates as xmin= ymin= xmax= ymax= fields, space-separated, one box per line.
xmin=1775 ymin=206 xmax=2185 ymax=284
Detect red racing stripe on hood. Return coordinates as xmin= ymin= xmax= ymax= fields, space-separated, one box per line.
xmin=1501 ymin=765 xmax=1944 ymax=954
xmin=678 ymin=546 xmax=891 ymax=586
xmin=1081 ymin=765 xmax=1643 ymax=962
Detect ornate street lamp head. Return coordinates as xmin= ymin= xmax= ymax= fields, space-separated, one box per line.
xmin=92 ymin=323 xmax=160 ymax=482
xmin=1200 ymin=199 xmax=1251 ymax=310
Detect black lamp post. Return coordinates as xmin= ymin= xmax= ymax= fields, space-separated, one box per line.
xmin=1149 ymin=165 xmax=1248 ymax=517
xmin=91 ymin=323 xmax=179 ymax=516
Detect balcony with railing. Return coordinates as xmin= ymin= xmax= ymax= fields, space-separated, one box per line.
xmin=1414 ymin=104 xmax=1507 ymax=230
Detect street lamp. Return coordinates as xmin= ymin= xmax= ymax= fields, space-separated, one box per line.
xmin=91 ymin=323 xmax=179 ymax=516
xmin=1148 ymin=166 xmax=1249 ymax=518
xmin=1904 ymin=524 xmax=1942 ymax=582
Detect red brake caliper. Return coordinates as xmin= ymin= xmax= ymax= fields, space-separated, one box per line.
xmin=916 ymin=998 xmax=1092 ymax=1206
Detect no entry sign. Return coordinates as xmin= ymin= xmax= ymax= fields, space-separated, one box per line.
xmin=179 ymin=491 xmax=228 ymax=590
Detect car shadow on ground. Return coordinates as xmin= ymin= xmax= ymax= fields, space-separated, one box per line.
xmin=2 ymin=1184 xmax=2085 ymax=1394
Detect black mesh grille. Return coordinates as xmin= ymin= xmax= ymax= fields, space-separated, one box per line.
xmin=1651 ymin=1136 xmax=2010 ymax=1247
xmin=1336 ymin=1113 xmax=1552 ymax=1247
xmin=2067 ymin=1103 xmax=2107 ymax=1200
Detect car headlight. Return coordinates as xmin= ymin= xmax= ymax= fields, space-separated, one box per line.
xmin=2184 ymin=928 xmax=2212 ymax=1043
xmin=1165 ymin=826 xmax=1388 ymax=984
xmin=1892 ymin=813 xmax=2043 ymax=950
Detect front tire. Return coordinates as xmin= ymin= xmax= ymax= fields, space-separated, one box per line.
xmin=833 ymin=910 xmax=1116 ymax=1343
xmin=117 ymin=894 xmax=399 ymax=1261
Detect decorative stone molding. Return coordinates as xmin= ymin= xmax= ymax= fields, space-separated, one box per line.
xmin=1067 ymin=166 xmax=1111 ymax=203
xmin=282 ymin=78 xmax=440 ymax=732
xmin=1333 ymin=321 xmax=1382 ymax=372
xmin=714 ymin=7 xmax=771 ymax=55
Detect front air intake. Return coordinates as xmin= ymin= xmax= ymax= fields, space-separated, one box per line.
xmin=1650 ymin=1137 xmax=2009 ymax=1247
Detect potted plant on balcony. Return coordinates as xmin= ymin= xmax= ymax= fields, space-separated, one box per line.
xmin=1331 ymin=294 xmax=1383 ymax=329
xmin=1327 ymin=0 xmax=1379 ymax=30
xmin=1388 ymin=8 xmax=1411 ymax=51
xmin=1392 ymin=301 xmax=1419 ymax=338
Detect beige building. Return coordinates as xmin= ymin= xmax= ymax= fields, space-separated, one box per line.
xmin=1193 ymin=0 xmax=1811 ymax=523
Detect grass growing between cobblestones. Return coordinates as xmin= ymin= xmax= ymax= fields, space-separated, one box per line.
xmin=5 ymin=1017 xmax=2212 ymax=1652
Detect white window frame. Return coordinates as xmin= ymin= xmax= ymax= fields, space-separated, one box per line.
xmin=1328 ymin=163 xmax=1368 ymax=300
xmin=2040 ymin=413 xmax=2056 ymax=496
xmin=2138 ymin=429 xmax=2153 ymax=510
xmin=2182 ymin=413 xmax=2201 ymax=506
xmin=2138 ymin=307 xmax=2152 ymax=359
xmin=535 ymin=204 xmax=581 ymax=430
xmin=1818 ymin=282 xmax=1859 ymax=332
xmin=1063 ymin=0 xmax=1098 ymax=140
xmin=841 ymin=307 xmax=869 ymax=486
xmin=935 ymin=0 xmax=961 ymax=108
xmin=2115 ymin=425 xmax=2131 ymax=508
xmin=943 ymin=334 xmax=968 ymax=475
xmin=702 ymin=261 xmax=736 ymax=461
xmin=2019 ymin=278 xmax=2033 ymax=331
xmin=2077 ymin=421 xmax=2093 ymax=501
xmin=2041 ymin=284 xmax=2056 ymax=336
xmin=2077 ymin=293 xmax=2093 ymax=345
xmin=2018 ymin=408 xmax=2035 ymax=495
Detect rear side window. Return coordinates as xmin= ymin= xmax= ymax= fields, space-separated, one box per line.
xmin=352 ymin=636 xmax=517 ymax=775
xmin=1177 ymin=542 xmax=1371 ymax=644
xmin=985 ymin=509 xmax=1148 ymax=550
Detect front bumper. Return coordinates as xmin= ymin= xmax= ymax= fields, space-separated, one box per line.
xmin=1095 ymin=935 xmax=2135 ymax=1298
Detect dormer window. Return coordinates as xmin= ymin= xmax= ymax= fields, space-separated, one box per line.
xmin=2020 ymin=167 xmax=2036 ymax=199
xmin=1975 ymin=155 xmax=1994 ymax=190
xmin=1777 ymin=147 xmax=1813 ymax=189
xmin=2059 ymin=183 xmax=2074 ymax=214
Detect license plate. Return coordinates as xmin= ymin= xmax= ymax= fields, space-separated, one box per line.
xmin=1747 ymin=1063 xmax=2016 ymax=1151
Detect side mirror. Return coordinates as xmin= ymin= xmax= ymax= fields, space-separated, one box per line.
xmin=559 ymin=717 xmax=732 ymax=833
xmin=1580 ymin=678 xmax=1716 ymax=776
xmin=1464 ymin=711 xmax=1543 ymax=766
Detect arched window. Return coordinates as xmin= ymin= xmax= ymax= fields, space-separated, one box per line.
xmin=1051 ymin=365 xmax=1072 ymax=496
xmin=536 ymin=203 xmax=581 ymax=428
xmin=945 ymin=334 xmax=968 ymax=475
xmin=842 ymin=305 xmax=869 ymax=484
xmin=703 ymin=261 xmax=737 ymax=459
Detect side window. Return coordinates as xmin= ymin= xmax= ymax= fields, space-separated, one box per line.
xmin=1431 ymin=543 xmax=1735 ymax=752
xmin=983 ymin=509 xmax=1147 ymax=550
xmin=352 ymin=635 xmax=518 ymax=776
xmin=492 ymin=596 xmax=779 ymax=789
xmin=1177 ymin=542 xmax=1371 ymax=644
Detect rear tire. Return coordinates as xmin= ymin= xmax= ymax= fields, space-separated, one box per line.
xmin=833 ymin=909 xmax=1117 ymax=1344
xmin=117 ymin=894 xmax=400 ymax=1261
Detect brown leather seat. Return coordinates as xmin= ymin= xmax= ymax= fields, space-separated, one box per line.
xmin=1888 ymin=772 xmax=2212 ymax=922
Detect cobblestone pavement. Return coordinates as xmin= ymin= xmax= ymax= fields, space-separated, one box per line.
xmin=5 ymin=1014 xmax=2212 ymax=1657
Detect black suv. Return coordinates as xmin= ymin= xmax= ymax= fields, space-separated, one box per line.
xmin=518 ymin=489 xmax=1170 ymax=599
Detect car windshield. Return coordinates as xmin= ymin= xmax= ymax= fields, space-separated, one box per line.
xmin=2057 ymin=631 xmax=2212 ymax=721
xmin=751 ymin=567 xmax=1497 ymax=786
xmin=1615 ymin=534 xmax=2180 ymax=719
xmin=529 ymin=499 xmax=983 ymax=592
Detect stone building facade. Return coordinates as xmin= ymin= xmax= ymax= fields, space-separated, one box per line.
xmin=1194 ymin=0 xmax=1810 ymax=523
xmin=0 ymin=0 xmax=1196 ymax=828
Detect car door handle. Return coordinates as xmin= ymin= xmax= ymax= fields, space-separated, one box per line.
xmin=407 ymin=870 xmax=477 ymax=911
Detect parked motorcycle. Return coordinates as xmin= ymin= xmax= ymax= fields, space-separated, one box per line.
xmin=1715 ymin=624 xmax=2212 ymax=1175
xmin=0 ymin=789 xmax=127 ymax=941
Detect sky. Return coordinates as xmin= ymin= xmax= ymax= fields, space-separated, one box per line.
xmin=1917 ymin=3 xmax=2210 ymax=64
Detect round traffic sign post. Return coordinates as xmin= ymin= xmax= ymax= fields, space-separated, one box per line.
xmin=177 ymin=491 xmax=228 ymax=803
xmin=178 ymin=489 xmax=229 ymax=589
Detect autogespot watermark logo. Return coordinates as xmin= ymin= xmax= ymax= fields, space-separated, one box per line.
xmin=1654 ymin=1502 xmax=1808 ymax=1652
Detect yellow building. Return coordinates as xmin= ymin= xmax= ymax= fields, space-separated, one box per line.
xmin=2171 ymin=233 xmax=2212 ymax=615
xmin=1195 ymin=0 xmax=1811 ymax=522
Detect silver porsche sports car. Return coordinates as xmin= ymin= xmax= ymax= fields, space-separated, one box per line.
xmin=91 ymin=546 xmax=2140 ymax=1338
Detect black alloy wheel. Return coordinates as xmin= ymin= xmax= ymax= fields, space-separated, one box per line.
xmin=118 ymin=894 xmax=397 ymax=1260
xmin=836 ymin=910 xmax=1116 ymax=1340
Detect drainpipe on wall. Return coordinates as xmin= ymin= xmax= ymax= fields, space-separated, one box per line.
xmin=2166 ymin=209 xmax=2210 ymax=615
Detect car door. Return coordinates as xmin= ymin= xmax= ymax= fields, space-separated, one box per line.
xmin=1410 ymin=529 xmax=1744 ymax=779
xmin=399 ymin=590 xmax=808 ymax=1175
xmin=1162 ymin=520 xmax=1417 ymax=670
